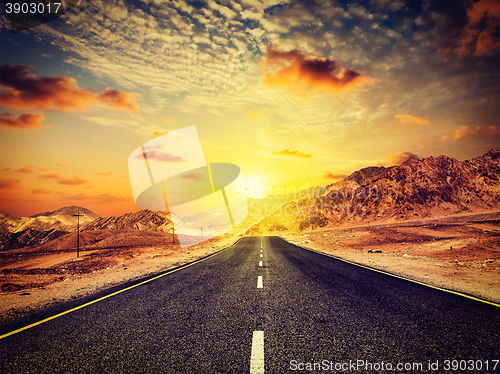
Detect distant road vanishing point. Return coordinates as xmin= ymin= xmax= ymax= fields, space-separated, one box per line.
xmin=1 ymin=237 xmax=498 ymax=373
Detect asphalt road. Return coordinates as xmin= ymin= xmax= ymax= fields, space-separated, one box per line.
xmin=1 ymin=236 xmax=499 ymax=373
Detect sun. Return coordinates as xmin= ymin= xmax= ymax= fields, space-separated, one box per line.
xmin=243 ymin=178 xmax=268 ymax=199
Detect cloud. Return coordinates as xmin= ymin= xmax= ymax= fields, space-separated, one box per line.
xmin=38 ymin=173 xmax=63 ymax=180
xmin=31 ymin=188 xmax=130 ymax=203
xmin=273 ymin=148 xmax=312 ymax=158
xmin=261 ymin=45 xmax=373 ymax=96
xmin=451 ymin=125 xmax=499 ymax=139
xmin=0 ymin=178 xmax=21 ymax=189
xmin=247 ymin=110 xmax=264 ymax=121
xmin=164 ymin=117 xmax=175 ymax=123
xmin=138 ymin=150 xmax=187 ymax=163
xmin=17 ymin=165 xmax=35 ymax=173
xmin=37 ymin=173 xmax=88 ymax=185
xmin=394 ymin=114 xmax=429 ymax=125
xmin=489 ymin=125 xmax=500 ymax=135
xmin=2 ymin=165 xmax=36 ymax=173
xmin=153 ymin=131 xmax=166 ymax=137
xmin=96 ymin=172 xmax=114 ymax=177
xmin=181 ymin=172 xmax=205 ymax=181
xmin=454 ymin=0 xmax=500 ymax=56
xmin=378 ymin=152 xmax=421 ymax=166
xmin=58 ymin=192 xmax=131 ymax=203
xmin=0 ymin=65 xmax=141 ymax=112
xmin=0 ymin=112 xmax=47 ymax=129
xmin=454 ymin=125 xmax=471 ymax=140
xmin=324 ymin=172 xmax=348 ymax=180
xmin=32 ymin=188 xmax=55 ymax=194
xmin=58 ymin=176 xmax=88 ymax=185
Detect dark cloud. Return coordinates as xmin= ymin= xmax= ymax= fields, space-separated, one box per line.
xmin=0 ymin=112 xmax=46 ymax=129
xmin=0 ymin=65 xmax=141 ymax=112
xmin=261 ymin=45 xmax=373 ymax=96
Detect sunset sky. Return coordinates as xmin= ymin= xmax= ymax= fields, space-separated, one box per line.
xmin=0 ymin=0 xmax=499 ymax=217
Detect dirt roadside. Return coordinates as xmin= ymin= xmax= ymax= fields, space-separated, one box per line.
xmin=0 ymin=235 xmax=239 ymax=323
xmin=282 ymin=214 xmax=500 ymax=304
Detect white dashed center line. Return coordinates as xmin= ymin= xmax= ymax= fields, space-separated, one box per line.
xmin=250 ymin=331 xmax=265 ymax=374
xmin=257 ymin=276 xmax=263 ymax=288
xmin=260 ymin=254 xmax=263 ymax=257
xmin=259 ymin=261 xmax=263 ymax=267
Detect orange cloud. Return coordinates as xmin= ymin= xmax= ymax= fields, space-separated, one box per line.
xmin=0 ymin=178 xmax=21 ymax=189
xmin=32 ymin=188 xmax=55 ymax=194
xmin=273 ymin=148 xmax=312 ymax=158
xmin=247 ymin=110 xmax=264 ymax=121
xmin=96 ymin=172 xmax=114 ymax=177
xmin=153 ymin=131 xmax=167 ymax=137
xmin=324 ymin=172 xmax=348 ymax=180
xmin=17 ymin=165 xmax=35 ymax=173
xmin=58 ymin=176 xmax=88 ymax=185
xmin=454 ymin=125 xmax=471 ymax=139
xmin=378 ymin=151 xmax=420 ymax=166
xmin=451 ymin=125 xmax=500 ymax=140
xmin=454 ymin=0 xmax=500 ymax=56
xmin=2 ymin=165 xmax=36 ymax=173
xmin=37 ymin=173 xmax=88 ymax=185
xmin=164 ymin=117 xmax=175 ymax=123
xmin=38 ymin=173 xmax=63 ymax=180
xmin=58 ymin=192 xmax=131 ymax=203
xmin=0 ymin=112 xmax=46 ymax=129
xmin=394 ymin=114 xmax=429 ymax=124
xmin=261 ymin=45 xmax=373 ymax=96
xmin=0 ymin=65 xmax=141 ymax=112
xmin=489 ymin=125 xmax=500 ymax=135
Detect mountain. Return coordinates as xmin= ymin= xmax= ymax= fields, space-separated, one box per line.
xmin=246 ymin=149 xmax=500 ymax=234
xmin=0 ymin=206 xmax=99 ymax=250
xmin=82 ymin=210 xmax=173 ymax=232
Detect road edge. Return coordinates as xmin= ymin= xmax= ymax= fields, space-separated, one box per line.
xmin=0 ymin=237 xmax=244 ymax=339
xmin=278 ymin=236 xmax=500 ymax=308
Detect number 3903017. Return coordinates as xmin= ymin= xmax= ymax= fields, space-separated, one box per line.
xmin=5 ymin=2 xmax=62 ymax=14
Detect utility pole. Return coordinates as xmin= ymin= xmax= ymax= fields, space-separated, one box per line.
xmin=172 ymin=226 xmax=175 ymax=243
xmin=74 ymin=210 xmax=84 ymax=258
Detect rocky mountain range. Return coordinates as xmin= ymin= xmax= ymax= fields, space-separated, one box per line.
xmin=0 ymin=206 xmax=98 ymax=250
xmin=1 ymin=149 xmax=498 ymax=248
xmin=82 ymin=210 xmax=172 ymax=232
xmin=246 ymin=149 xmax=500 ymax=234
xmin=0 ymin=207 xmax=175 ymax=250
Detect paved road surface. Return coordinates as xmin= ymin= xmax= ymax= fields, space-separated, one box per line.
xmin=1 ymin=236 xmax=499 ymax=373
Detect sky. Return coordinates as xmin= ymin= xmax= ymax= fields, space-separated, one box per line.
xmin=0 ymin=0 xmax=499 ymax=217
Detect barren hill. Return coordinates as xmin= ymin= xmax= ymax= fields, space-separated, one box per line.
xmin=0 ymin=206 xmax=99 ymax=250
xmin=247 ymin=149 xmax=500 ymax=234
xmin=82 ymin=210 xmax=172 ymax=232
xmin=0 ymin=209 xmax=175 ymax=251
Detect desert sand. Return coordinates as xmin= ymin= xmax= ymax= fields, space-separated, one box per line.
xmin=283 ymin=212 xmax=500 ymax=304
xmin=0 ymin=235 xmax=238 ymax=322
